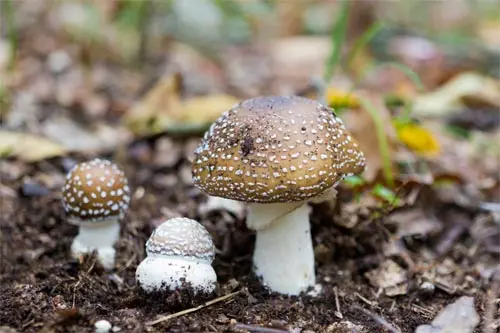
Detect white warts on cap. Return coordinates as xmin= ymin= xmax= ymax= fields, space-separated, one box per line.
xmin=62 ymin=158 xmax=130 ymax=224
xmin=146 ymin=217 xmax=215 ymax=262
xmin=192 ymin=95 xmax=366 ymax=203
xmin=136 ymin=217 xmax=217 ymax=294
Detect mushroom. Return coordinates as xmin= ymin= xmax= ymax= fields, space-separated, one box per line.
xmin=62 ymin=158 xmax=130 ymax=270
xmin=192 ymin=95 xmax=365 ymax=295
xmin=135 ymin=217 xmax=217 ymax=294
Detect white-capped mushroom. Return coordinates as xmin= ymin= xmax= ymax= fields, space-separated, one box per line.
xmin=135 ymin=217 xmax=217 ymax=294
xmin=192 ymin=95 xmax=366 ymax=295
xmin=62 ymin=158 xmax=130 ymax=270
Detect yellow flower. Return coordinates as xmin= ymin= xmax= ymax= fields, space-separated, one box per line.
xmin=326 ymin=87 xmax=360 ymax=109
xmin=395 ymin=121 xmax=440 ymax=156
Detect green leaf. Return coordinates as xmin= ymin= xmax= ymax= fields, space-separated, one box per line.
xmin=343 ymin=175 xmax=366 ymax=187
xmin=372 ymin=184 xmax=400 ymax=204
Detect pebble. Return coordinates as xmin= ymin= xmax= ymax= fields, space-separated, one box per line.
xmin=94 ymin=320 xmax=112 ymax=333
xmin=415 ymin=296 xmax=479 ymax=333
xmin=47 ymin=50 xmax=72 ymax=74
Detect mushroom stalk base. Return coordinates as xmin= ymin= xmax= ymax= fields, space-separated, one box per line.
xmin=249 ymin=202 xmax=315 ymax=295
xmin=135 ymin=255 xmax=217 ymax=294
xmin=71 ymin=220 xmax=120 ymax=270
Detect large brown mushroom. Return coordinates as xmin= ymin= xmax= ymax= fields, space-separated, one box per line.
xmin=192 ymin=95 xmax=365 ymax=295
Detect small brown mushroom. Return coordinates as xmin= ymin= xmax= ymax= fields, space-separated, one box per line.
xmin=192 ymin=95 xmax=365 ymax=295
xmin=62 ymin=158 xmax=130 ymax=269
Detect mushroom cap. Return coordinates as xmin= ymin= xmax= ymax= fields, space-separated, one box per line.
xmin=192 ymin=95 xmax=365 ymax=203
xmin=62 ymin=159 xmax=130 ymax=224
xmin=146 ymin=217 xmax=215 ymax=263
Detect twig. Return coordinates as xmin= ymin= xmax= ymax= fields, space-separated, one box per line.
xmin=353 ymin=305 xmax=401 ymax=333
xmin=86 ymin=257 xmax=97 ymax=274
xmin=333 ymin=286 xmax=343 ymax=319
xmin=146 ymin=289 xmax=242 ymax=326
xmin=354 ymin=292 xmax=373 ymax=306
xmin=72 ymin=280 xmax=81 ymax=308
xmin=483 ymin=281 xmax=499 ymax=333
xmin=234 ymin=324 xmax=288 ymax=333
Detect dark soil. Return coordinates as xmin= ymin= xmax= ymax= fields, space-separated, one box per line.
xmin=0 ymin=144 xmax=495 ymax=333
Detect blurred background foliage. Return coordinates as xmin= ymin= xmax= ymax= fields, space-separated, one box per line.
xmin=1 ymin=0 xmax=499 ymax=199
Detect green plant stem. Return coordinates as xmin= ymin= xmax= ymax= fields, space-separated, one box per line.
xmin=359 ymin=97 xmax=394 ymax=187
xmin=321 ymin=0 xmax=350 ymax=104
xmin=347 ymin=21 xmax=385 ymax=68
xmin=2 ymin=0 xmax=17 ymax=69
xmin=137 ymin=0 xmax=151 ymax=64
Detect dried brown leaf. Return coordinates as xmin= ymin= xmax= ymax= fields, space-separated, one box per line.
xmin=0 ymin=130 xmax=66 ymax=162
xmin=124 ymin=73 xmax=238 ymax=137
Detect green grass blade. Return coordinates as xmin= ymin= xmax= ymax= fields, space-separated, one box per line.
xmin=347 ymin=21 xmax=385 ymax=67
xmin=359 ymin=97 xmax=395 ymax=187
xmin=381 ymin=61 xmax=426 ymax=92
xmin=321 ymin=0 xmax=350 ymax=103
xmin=3 ymin=0 xmax=17 ymax=69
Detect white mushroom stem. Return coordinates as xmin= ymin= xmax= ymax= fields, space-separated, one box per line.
xmin=199 ymin=196 xmax=246 ymax=219
xmin=135 ymin=255 xmax=217 ymax=293
xmin=247 ymin=202 xmax=315 ymax=295
xmin=71 ymin=219 xmax=120 ymax=270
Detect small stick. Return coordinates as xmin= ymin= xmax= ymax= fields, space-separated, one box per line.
xmin=354 ymin=292 xmax=373 ymax=306
xmin=72 ymin=280 xmax=81 ymax=308
xmin=333 ymin=286 xmax=343 ymax=319
xmin=146 ymin=290 xmax=242 ymax=326
xmin=483 ymin=282 xmax=499 ymax=333
xmin=353 ymin=305 xmax=401 ymax=333
xmin=234 ymin=324 xmax=289 ymax=333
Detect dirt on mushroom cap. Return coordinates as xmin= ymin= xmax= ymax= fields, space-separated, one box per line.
xmin=62 ymin=159 xmax=131 ymax=223
xmin=192 ymin=95 xmax=366 ymax=203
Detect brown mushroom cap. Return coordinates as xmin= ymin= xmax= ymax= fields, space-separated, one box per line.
xmin=192 ymin=95 xmax=366 ymax=203
xmin=62 ymin=159 xmax=130 ymax=224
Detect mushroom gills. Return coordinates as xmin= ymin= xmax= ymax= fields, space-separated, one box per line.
xmin=249 ymin=202 xmax=315 ymax=295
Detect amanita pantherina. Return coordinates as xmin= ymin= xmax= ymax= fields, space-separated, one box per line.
xmin=192 ymin=95 xmax=365 ymax=295
xmin=62 ymin=158 xmax=130 ymax=269
xmin=135 ymin=217 xmax=217 ymax=294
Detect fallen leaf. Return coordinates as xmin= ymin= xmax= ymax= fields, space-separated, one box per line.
xmin=387 ymin=208 xmax=442 ymax=238
xmin=124 ymin=73 xmax=184 ymax=136
xmin=0 ymin=130 xmax=66 ymax=162
xmin=179 ymin=94 xmax=240 ymax=125
xmin=124 ymin=73 xmax=239 ymax=137
xmin=365 ymin=259 xmax=409 ymax=296
xmin=413 ymin=72 xmax=500 ymax=116
xmin=41 ymin=115 xmax=132 ymax=154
